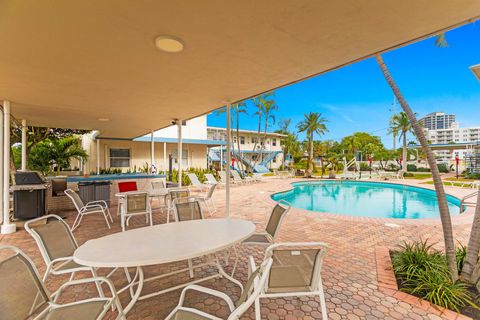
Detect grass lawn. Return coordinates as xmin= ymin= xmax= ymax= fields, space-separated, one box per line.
xmin=421 ymin=180 xmax=471 ymax=187
xmin=404 ymin=173 xmax=432 ymax=180
xmin=445 ymin=177 xmax=475 ymax=182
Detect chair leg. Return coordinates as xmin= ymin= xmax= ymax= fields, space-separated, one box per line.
xmin=91 ymin=268 xmax=105 ymax=298
xmin=105 ymin=206 xmax=114 ymax=222
xmin=121 ymin=213 xmax=126 ymax=232
xmin=188 ymin=259 xmax=194 ymax=278
xmin=209 ymin=198 xmax=217 ymax=214
xmin=148 ymin=210 xmax=153 ymax=226
xmin=102 ymin=209 xmax=112 ymax=229
xmin=72 ymin=214 xmax=83 ymax=231
xmin=255 ymin=297 xmax=261 ymax=320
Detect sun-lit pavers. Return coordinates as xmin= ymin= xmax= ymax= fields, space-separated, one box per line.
xmin=0 ymin=178 xmax=476 ymax=319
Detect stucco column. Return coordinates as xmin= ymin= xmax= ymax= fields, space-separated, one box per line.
xmin=177 ymin=120 xmax=183 ymax=187
xmin=1 ymin=100 xmax=15 ymax=234
xmin=226 ymin=102 xmax=231 ymax=218
xmin=150 ymin=130 xmax=155 ymax=167
xmin=163 ymin=142 xmax=167 ymax=174
xmin=96 ymin=139 xmax=100 ymax=175
xmin=21 ymin=119 xmax=27 ymax=171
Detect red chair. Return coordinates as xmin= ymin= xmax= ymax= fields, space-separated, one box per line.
xmin=118 ymin=181 xmax=138 ymax=193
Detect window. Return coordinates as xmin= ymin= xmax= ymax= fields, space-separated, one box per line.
xmin=240 ymin=136 xmax=245 ymax=144
xmin=233 ymin=136 xmax=237 ymax=144
xmin=252 ymin=137 xmax=257 ymax=144
xmin=272 ymin=138 xmax=277 ymax=146
xmin=171 ymin=149 xmax=189 ymax=167
xmin=260 ymin=138 xmax=265 ymax=146
xmin=110 ymin=148 xmax=130 ymax=167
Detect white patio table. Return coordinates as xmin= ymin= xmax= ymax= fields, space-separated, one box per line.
xmin=73 ymin=218 xmax=255 ymax=314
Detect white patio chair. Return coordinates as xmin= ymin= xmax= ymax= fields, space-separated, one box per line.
xmin=121 ymin=191 xmax=153 ymax=231
xmin=243 ymin=200 xmax=291 ymax=245
xmin=0 ymin=245 xmax=125 ymax=320
xmin=187 ymin=173 xmax=209 ymax=191
xmin=205 ymin=173 xmax=220 ymax=185
xmin=65 ymin=189 xmax=113 ymax=231
xmin=194 ymin=183 xmax=217 ymax=215
xmin=165 ymin=257 xmax=273 ymax=320
xmin=250 ymin=242 xmax=329 ymax=320
xmin=173 ymin=198 xmax=204 ymax=222
xmin=165 ymin=188 xmax=190 ymax=223
xmin=151 ymin=178 xmax=166 ymax=190
xmin=24 ymin=215 xmax=105 ymax=297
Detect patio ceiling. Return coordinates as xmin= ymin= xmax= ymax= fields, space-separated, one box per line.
xmin=0 ymin=1 xmax=479 ymax=139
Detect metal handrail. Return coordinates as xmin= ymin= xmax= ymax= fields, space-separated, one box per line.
xmin=460 ymin=190 xmax=479 ymax=212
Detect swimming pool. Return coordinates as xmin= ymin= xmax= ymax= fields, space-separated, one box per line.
xmin=271 ymin=181 xmax=461 ymax=219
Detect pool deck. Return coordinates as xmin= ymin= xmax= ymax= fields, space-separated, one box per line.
xmin=0 ymin=176 xmax=477 ymax=319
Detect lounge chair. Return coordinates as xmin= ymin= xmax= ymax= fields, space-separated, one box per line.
xmin=194 ymin=183 xmax=217 ymax=215
xmin=120 ymin=191 xmax=153 ymax=231
xmin=24 ymin=215 xmax=106 ymax=298
xmin=204 ymin=173 xmax=220 ymax=185
xmin=219 ymin=171 xmax=239 ymax=184
xmin=65 ymin=189 xmax=113 ymax=231
xmin=187 ymin=173 xmax=209 ymax=191
xmin=0 ymin=245 xmax=125 ymax=320
xmin=165 ymin=257 xmax=273 ymax=320
xmin=250 ymin=242 xmax=329 ymax=320
xmin=232 ymin=170 xmax=251 ymax=184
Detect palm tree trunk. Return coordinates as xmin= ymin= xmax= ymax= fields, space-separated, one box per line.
xmin=402 ymin=133 xmax=407 ymax=170
xmin=236 ymin=114 xmax=244 ymax=172
xmin=376 ymin=54 xmax=458 ymax=281
xmin=461 ymin=191 xmax=480 ymax=281
xmin=306 ymin=136 xmax=314 ymax=178
xmin=252 ymin=113 xmax=262 ymax=168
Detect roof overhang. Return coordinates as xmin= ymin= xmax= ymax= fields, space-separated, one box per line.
xmin=470 ymin=64 xmax=480 ymax=80
xmin=1 ymin=1 xmax=479 ymax=138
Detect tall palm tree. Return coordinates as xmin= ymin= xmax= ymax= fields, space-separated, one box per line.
xmin=389 ymin=112 xmax=414 ymax=170
xmin=261 ymin=99 xmax=278 ymax=162
xmin=251 ymin=92 xmax=275 ymax=167
xmin=375 ymin=54 xmax=458 ymax=281
xmin=297 ymin=112 xmax=328 ymax=178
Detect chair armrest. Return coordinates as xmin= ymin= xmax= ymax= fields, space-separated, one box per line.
xmin=81 ymin=204 xmax=104 ymax=212
xmin=178 ymin=284 xmax=235 ymax=312
xmin=50 ymin=256 xmax=88 ymax=272
xmin=86 ymin=200 xmax=108 ymax=208
xmin=52 ymin=276 xmax=117 ymax=302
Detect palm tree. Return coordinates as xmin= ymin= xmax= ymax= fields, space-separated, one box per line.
xmin=296 ymin=112 xmax=328 ymax=178
xmin=389 ymin=112 xmax=414 ymax=170
xmin=261 ymin=99 xmax=278 ymax=162
xmin=251 ymin=92 xmax=275 ymax=167
xmin=375 ymin=54 xmax=458 ymax=281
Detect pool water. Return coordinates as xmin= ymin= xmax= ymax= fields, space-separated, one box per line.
xmin=271 ymin=181 xmax=461 ymax=219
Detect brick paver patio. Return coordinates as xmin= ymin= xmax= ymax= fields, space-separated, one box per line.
xmin=0 ymin=177 xmax=477 ymax=319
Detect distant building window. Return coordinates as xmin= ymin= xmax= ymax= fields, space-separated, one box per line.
xmin=240 ymin=136 xmax=245 ymax=144
xmin=272 ymin=156 xmax=277 ymax=163
xmin=252 ymin=137 xmax=257 ymax=143
xmin=171 ymin=149 xmax=189 ymax=167
xmin=260 ymin=138 xmax=265 ymax=146
xmin=110 ymin=148 xmax=130 ymax=167
xmin=272 ymin=138 xmax=277 ymax=146
xmin=233 ymin=136 xmax=237 ymax=144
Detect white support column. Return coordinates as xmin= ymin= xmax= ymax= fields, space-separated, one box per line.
xmin=0 ymin=103 xmax=3 ymax=227
xmin=96 ymin=139 xmax=100 ymax=175
xmin=21 ymin=119 xmax=27 ymax=171
xmin=177 ymin=120 xmax=183 ymax=187
xmin=220 ymin=146 xmax=223 ymax=171
xmin=163 ymin=142 xmax=167 ymax=174
xmin=150 ymin=130 xmax=155 ymax=167
xmin=1 ymin=100 xmax=15 ymax=234
xmin=226 ymin=102 xmax=231 ymax=218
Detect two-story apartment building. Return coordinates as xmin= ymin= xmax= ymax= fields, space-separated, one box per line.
xmin=82 ymin=116 xmax=285 ymax=174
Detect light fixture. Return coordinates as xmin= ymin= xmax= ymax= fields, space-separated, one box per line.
xmin=155 ymin=36 xmax=184 ymax=53
xmin=97 ymin=118 xmax=110 ymax=122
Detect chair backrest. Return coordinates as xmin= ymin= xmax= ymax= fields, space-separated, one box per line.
xmin=151 ymin=179 xmax=165 ymax=190
xmin=25 ymin=215 xmax=78 ymax=265
xmin=187 ymin=173 xmax=202 ymax=187
xmin=264 ymin=242 xmax=328 ymax=293
xmin=168 ymin=188 xmax=190 ymax=203
xmin=265 ymin=201 xmax=290 ymax=239
xmin=205 ymin=173 xmax=218 ymax=184
xmin=205 ymin=183 xmax=217 ymax=200
xmin=51 ymin=178 xmax=67 ymax=196
xmin=126 ymin=192 xmax=149 ymax=214
xmin=173 ymin=199 xmax=203 ymax=222
xmin=65 ymin=189 xmax=85 ymax=211
xmin=0 ymin=246 xmax=50 ymax=320
xmin=219 ymin=171 xmax=227 ymax=183
xmin=228 ymin=258 xmax=273 ymax=320
xmin=118 ymin=181 xmax=138 ymax=193
xmin=231 ymin=171 xmax=243 ymax=181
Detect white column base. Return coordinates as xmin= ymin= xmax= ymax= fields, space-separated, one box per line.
xmin=1 ymin=223 xmax=16 ymax=234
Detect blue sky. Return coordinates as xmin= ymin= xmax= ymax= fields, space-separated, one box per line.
xmin=207 ymin=22 xmax=480 ymax=148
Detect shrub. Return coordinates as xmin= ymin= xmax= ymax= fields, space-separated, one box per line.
xmin=417 ymin=167 xmax=431 ymax=172
xmin=404 ymin=172 xmax=414 ymax=177
xmin=456 ymin=243 xmax=467 ymax=273
xmin=437 ymin=163 xmax=449 ymax=173
xmin=407 ymin=164 xmax=417 ymax=172
xmin=466 ymin=173 xmax=480 ymax=180
xmin=386 ymin=163 xmax=400 ymax=171
xmin=359 ymin=162 xmax=371 ymax=171
xmin=391 ymin=240 xmax=477 ymax=312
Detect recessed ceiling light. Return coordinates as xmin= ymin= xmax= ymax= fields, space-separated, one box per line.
xmin=97 ymin=118 xmax=110 ymax=122
xmin=155 ymin=36 xmax=184 ymax=53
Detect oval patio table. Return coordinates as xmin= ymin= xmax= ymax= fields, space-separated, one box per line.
xmin=74 ymin=218 xmax=255 ymax=314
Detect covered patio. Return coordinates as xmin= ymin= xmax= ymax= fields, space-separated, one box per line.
xmin=1 ymin=1 xmax=480 ymax=319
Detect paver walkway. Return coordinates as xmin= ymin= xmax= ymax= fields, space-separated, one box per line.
xmin=0 ymin=177 xmax=477 ymax=319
